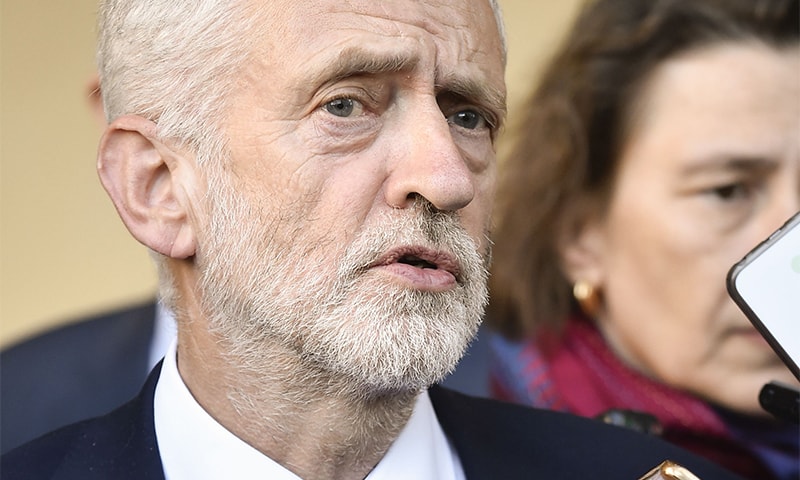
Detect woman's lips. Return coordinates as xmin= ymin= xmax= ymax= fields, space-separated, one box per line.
xmin=727 ymin=324 xmax=772 ymax=348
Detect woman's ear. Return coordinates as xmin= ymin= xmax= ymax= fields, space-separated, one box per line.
xmin=558 ymin=206 xmax=607 ymax=288
xmin=97 ymin=115 xmax=197 ymax=259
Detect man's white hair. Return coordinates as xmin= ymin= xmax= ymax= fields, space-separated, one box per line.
xmin=97 ymin=0 xmax=256 ymax=166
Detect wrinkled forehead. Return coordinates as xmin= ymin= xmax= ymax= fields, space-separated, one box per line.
xmin=260 ymin=0 xmax=501 ymax=40
xmin=246 ymin=0 xmax=505 ymax=82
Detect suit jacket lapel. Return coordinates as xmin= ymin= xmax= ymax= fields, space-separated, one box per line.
xmin=429 ymin=385 xmax=533 ymax=478
xmin=53 ymin=363 xmax=165 ymax=480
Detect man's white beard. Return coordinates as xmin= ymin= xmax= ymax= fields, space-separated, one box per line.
xmin=196 ymin=179 xmax=489 ymax=396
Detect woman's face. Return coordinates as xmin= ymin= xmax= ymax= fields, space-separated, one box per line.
xmin=569 ymin=42 xmax=800 ymax=414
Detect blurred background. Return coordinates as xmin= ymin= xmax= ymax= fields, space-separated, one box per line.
xmin=0 ymin=0 xmax=584 ymax=347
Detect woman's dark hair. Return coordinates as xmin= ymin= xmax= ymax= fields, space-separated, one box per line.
xmin=488 ymin=0 xmax=799 ymax=339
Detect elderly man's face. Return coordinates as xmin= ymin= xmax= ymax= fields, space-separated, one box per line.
xmin=195 ymin=0 xmax=506 ymax=392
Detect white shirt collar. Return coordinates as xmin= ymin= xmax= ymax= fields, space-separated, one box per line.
xmin=148 ymin=303 xmax=176 ymax=370
xmin=154 ymin=340 xmax=465 ymax=480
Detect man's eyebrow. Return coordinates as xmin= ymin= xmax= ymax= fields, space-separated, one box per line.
xmin=310 ymin=47 xmax=420 ymax=87
xmin=307 ymin=46 xmax=506 ymax=125
xmin=437 ymin=71 xmax=507 ymax=126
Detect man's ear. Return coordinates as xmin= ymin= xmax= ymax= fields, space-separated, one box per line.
xmin=97 ymin=115 xmax=197 ymax=259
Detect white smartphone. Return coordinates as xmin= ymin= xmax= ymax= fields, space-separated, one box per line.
xmin=727 ymin=211 xmax=800 ymax=381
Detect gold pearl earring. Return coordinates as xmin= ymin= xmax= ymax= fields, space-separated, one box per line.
xmin=573 ymin=280 xmax=601 ymax=318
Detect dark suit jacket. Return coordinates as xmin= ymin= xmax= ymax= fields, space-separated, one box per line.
xmin=0 ymin=301 xmax=490 ymax=454
xmin=1 ymin=363 xmax=745 ymax=479
xmin=0 ymin=301 xmax=157 ymax=454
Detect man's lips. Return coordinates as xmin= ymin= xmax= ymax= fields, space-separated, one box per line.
xmin=368 ymin=246 xmax=461 ymax=291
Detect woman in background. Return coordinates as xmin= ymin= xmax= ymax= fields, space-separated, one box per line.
xmin=487 ymin=0 xmax=799 ymax=478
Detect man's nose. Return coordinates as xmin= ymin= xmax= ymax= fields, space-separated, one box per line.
xmin=384 ymin=103 xmax=475 ymax=212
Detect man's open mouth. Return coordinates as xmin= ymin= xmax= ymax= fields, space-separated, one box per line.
xmin=371 ymin=246 xmax=461 ymax=282
xmin=397 ymin=254 xmax=438 ymax=269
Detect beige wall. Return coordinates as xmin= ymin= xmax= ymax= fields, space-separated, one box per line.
xmin=0 ymin=0 xmax=583 ymax=347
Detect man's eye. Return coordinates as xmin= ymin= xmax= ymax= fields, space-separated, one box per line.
xmin=323 ymin=98 xmax=364 ymax=118
xmin=447 ymin=110 xmax=487 ymax=130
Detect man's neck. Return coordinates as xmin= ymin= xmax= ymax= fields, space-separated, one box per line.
xmin=176 ymin=327 xmax=419 ymax=480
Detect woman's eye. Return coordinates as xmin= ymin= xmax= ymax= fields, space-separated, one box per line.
xmin=447 ymin=109 xmax=487 ymax=130
xmin=708 ymin=182 xmax=752 ymax=202
xmin=323 ymin=98 xmax=364 ymax=118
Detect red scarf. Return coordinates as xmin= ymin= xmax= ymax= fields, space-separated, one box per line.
xmin=490 ymin=317 xmax=784 ymax=480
